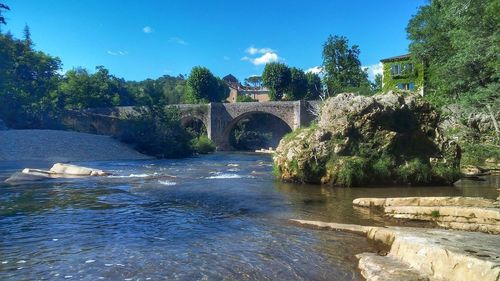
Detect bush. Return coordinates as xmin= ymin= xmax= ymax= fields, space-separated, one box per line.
xmin=192 ymin=135 xmax=216 ymax=154
xmin=397 ymin=158 xmax=431 ymax=185
xmin=118 ymin=106 xmax=194 ymax=158
xmin=236 ymin=95 xmax=257 ymax=102
xmin=372 ymin=155 xmax=394 ymax=181
xmin=460 ymin=143 xmax=500 ymax=166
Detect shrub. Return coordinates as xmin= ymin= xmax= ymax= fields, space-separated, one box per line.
xmin=460 ymin=143 xmax=500 ymax=166
xmin=192 ymin=135 xmax=216 ymax=154
xmin=118 ymin=106 xmax=194 ymax=158
xmin=372 ymin=155 xmax=394 ymax=181
xmin=397 ymin=158 xmax=431 ymax=185
xmin=431 ymin=163 xmax=461 ymax=185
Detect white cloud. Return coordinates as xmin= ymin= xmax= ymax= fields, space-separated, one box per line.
xmin=241 ymin=52 xmax=279 ymax=66
xmin=169 ymin=37 xmax=188 ymax=45
xmin=246 ymin=46 xmax=275 ymax=55
xmin=363 ymin=62 xmax=383 ymax=81
xmin=107 ymin=50 xmax=128 ymax=56
xmin=306 ymin=66 xmax=323 ymax=74
xmin=143 ymin=26 xmax=153 ymax=33
xmin=241 ymin=46 xmax=281 ymax=66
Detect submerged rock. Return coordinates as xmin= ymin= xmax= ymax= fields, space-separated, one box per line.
xmin=274 ymin=92 xmax=461 ymax=186
xmin=5 ymin=163 xmax=109 ymax=183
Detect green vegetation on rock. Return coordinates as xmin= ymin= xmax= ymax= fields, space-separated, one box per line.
xmin=274 ymin=93 xmax=461 ymax=186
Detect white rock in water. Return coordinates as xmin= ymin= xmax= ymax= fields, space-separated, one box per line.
xmin=50 ymin=163 xmax=108 ymax=176
xmin=5 ymin=163 xmax=109 ymax=183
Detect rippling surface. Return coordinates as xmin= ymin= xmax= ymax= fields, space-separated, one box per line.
xmin=0 ymin=153 xmax=497 ymax=280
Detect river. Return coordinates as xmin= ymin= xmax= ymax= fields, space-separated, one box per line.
xmin=0 ymin=153 xmax=498 ymax=280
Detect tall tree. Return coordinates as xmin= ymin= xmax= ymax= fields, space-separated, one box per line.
xmin=186 ymin=66 xmax=227 ymax=103
xmin=262 ymin=62 xmax=291 ymax=101
xmin=305 ymin=72 xmax=322 ymax=100
xmin=407 ymin=0 xmax=499 ymax=109
xmin=287 ymin=67 xmax=308 ymax=100
xmin=23 ymin=24 xmax=32 ymax=47
xmin=244 ymin=76 xmax=263 ymax=88
xmin=372 ymin=73 xmax=383 ymax=93
xmin=322 ymin=35 xmax=369 ymax=94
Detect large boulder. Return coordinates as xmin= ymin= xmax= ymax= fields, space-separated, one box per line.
xmin=274 ymin=92 xmax=461 ymax=186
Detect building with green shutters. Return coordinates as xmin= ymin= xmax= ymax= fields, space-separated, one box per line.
xmin=380 ymin=54 xmax=424 ymax=95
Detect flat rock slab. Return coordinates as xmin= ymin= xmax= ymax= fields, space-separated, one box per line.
xmin=356 ymin=252 xmax=429 ymax=281
xmin=353 ymin=196 xmax=500 ymax=234
xmin=353 ymin=196 xmax=498 ymax=208
xmin=291 ymin=220 xmax=500 ymax=281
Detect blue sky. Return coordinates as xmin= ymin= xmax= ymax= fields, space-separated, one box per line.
xmin=2 ymin=0 xmax=426 ymax=82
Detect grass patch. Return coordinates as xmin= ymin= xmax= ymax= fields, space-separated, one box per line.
xmin=397 ymin=158 xmax=431 ymax=185
xmin=336 ymin=157 xmax=369 ymax=187
xmin=431 ymin=210 xmax=440 ymax=218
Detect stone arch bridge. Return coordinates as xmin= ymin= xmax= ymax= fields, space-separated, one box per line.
xmin=64 ymin=101 xmax=319 ymax=150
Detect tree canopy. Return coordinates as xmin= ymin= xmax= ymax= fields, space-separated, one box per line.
xmin=262 ymin=62 xmax=291 ymax=101
xmin=287 ymin=67 xmax=308 ymax=100
xmin=322 ymin=35 xmax=370 ymax=95
xmin=407 ymin=0 xmax=499 ymax=109
xmin=305 ymin=72 xmax=322 ymax=100
xmin=186 ymin=66 xmax=228 ymax=103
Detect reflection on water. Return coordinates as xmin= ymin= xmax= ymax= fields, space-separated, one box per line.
xmin=0 ymin=153 xmax=497 ymax=280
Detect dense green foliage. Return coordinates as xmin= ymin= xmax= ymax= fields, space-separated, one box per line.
xmin=244 ymin=76 xmax=263 ymax=87
xmin=118 ymin=106 xmax=194 ymax=158
xmin=236 ymin=95 xmax=257 ymax=102
xmin=305 ymin=72 xmax=322 ymax=100
xmin=192 ymin=135 xmax=216 ymax=154
xmin=0 ymin=30 xmax=61 ymax=128
xmin=322 ymin=35 xmax=371 ymax=95
xmin=262 ymin=62 xmax=291 ymax=101
xmin=372 ymin=74 xmax=383 ymax=93
xmin=407 ymin=0 xmax=499 ymax=165
xmin=286 ymin=67 xmax=308 ymax=100
xmin=407 ymin=0 xmax=499 ymax=109
xmin=381 ymin=58 xmax=424 ymax=92
xmin=186 ymin=66 xmax=229 ymax=103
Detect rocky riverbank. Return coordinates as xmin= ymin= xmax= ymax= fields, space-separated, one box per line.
xmin=274 ymin=92 xmax=461 ymax=186
xmin=0 ymin=129 xmax=151 ymax=162
xmin=292 ymin=219 xmax=500 ymax=281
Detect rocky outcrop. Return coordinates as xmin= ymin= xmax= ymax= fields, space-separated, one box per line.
xmin=274 ymin=92 xmax=461 ymax=186
xmin=353 ymin=196 xmax=500 ymax=234
xmin=5 ymin=163 xmax=109 ymax=183
xmin=291 ymin=219 xmax=500 ymax=281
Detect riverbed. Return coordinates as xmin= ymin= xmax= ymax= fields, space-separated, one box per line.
xmin=0 ymin=153 xmax=497 ymax=280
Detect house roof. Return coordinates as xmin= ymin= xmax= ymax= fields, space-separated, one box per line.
xmin=223 ymin=74 xmax=239 ymax=83
xmin=380 ymin=53 xmax=412 ymax=63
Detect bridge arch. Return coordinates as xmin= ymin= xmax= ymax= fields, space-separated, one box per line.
xmin=220 ymin=111 xmax=293 ymax=150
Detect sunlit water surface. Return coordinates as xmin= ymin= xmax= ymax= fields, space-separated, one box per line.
xmin=0 ymin=153 xmax=497 ymax=280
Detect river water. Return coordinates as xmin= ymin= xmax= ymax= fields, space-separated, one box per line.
xmin=0 ymin=153 xmax=498 ymax=280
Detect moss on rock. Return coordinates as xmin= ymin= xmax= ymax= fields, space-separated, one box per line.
xmin=273 ymin=92 xmax=461 ymax=186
